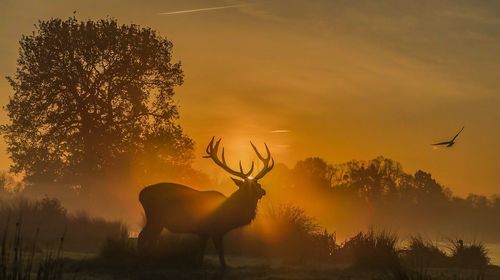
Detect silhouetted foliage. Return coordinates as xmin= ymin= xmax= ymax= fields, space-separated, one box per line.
xmin=2 ymin=16 xmax=191 ymax=190
xmin=218 ymin=203 xmax=338 ymax=264
xmin=0 ymin=219 xmax=67 ymax=280
xmin=449 ymin=239 xmax=489 ymax=269
xmin=94 ymin=201 xmax=494 ymax=277
xmin=339 ymin=229 xmax=400 ymax=271
xmin=0 ymin=173 xmax=23 ymax=194
xmin=0 ymin=196 xmax=125 ymax=252
xmin=262 ymin=204 xmax=334 ymax=262
xmin=400 ymin=235 xmax=449 ymax=268
xmin=265 ymin=156 xmax=500 ymax=243
xmin=100 ymin=227 xmax=135 ymax=259
xmin=102 ymin=202 xmax=338 ymax=267
xmin=292 ymin=158 xmax=334 ymax=192
xmin=101 ymin=232 xmax=202 ymax=268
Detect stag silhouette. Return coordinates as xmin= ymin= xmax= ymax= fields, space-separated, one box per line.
xmin=138 ymin=137 xmax=274 ymax=268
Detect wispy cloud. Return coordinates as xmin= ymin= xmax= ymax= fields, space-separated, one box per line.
xmin=159 ymin=4 xmax=245 ymax=15
xmin=275 ymin=144 xmax=291 ymax=148
xmin=270 ymin=129 xmax=291 ymax=133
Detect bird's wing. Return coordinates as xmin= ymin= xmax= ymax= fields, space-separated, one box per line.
xmin=451 ymin=126 xmax=464 ymax=141
xmin=432 ymin=141 xmax=451 ymax=146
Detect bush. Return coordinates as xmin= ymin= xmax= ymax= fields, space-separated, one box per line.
xmin=226 ymin=204 xmax=338 ymax=263
xmin=0 ymin=197 xmax=126 ymax=253
xmin=338 ymin=229 xmax=400 ymax=271
xmin=267 ymin=204 xmax=321 ymax=261
xmin=449 ymin=239 xmax=489 ymax=269
xmin=401 ymin=235 xmax=449 ymax=268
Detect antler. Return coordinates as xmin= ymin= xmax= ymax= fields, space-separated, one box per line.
xmin=204 ymin=137 xmax=254 ymax=179
xmin=250 ymin=142 xmax=275 ymax=180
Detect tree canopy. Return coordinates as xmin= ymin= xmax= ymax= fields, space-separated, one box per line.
xmin=286 ymin=156 xmax=451 ymax=201
xmin=261 ymin=156 xmax=499 ymax=242
xmin=2 ymin=17 xmax=192 ymax=188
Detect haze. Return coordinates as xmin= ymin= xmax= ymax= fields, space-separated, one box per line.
xmin=0 ymin=0 xmax=499 ymax=197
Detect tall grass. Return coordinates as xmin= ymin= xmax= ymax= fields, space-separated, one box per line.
xmin=0 ymin=197 xmax=126 ymax=253
xmin=262 ymin=204 xmax=336 ymax=262
xmin=401 ymin=235 xmax=449 ymax=268
xmin=337 ymin=229 xmax=400 ymax=271
xmin=448 ymin=239 xmax=489 ymax=269
xmin=98 ymin=203 xmax=338 ymax=267
xmin=223 ymin=204 xmax=338 ymax=263
xmin=0 ymin=218 xmax=66 ymax=280
xmin=99 ymin=231 xmax=204 ymax=269
xmin=96 ymin=202 xmax=493 ymax=274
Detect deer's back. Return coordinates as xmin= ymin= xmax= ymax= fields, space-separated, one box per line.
xmin=139 ymin=183 xmax=227 ymax=233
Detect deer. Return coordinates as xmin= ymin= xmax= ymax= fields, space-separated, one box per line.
xmin=137 ymin=137 xmax=274 ymax=269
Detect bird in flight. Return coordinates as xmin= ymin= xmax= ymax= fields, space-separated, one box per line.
xmin=432 ymin=126 xmax=464 ymax=147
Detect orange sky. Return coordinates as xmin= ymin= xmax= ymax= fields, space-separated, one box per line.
xmin=0 ymin=0 xmax=499 ymax=196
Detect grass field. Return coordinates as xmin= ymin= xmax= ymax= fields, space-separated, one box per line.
xmin=1 ymin=197 xmax=498 ymax=280
xmin=64 ymin=254 xmax=500 ymax=280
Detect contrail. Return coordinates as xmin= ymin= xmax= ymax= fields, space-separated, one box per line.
xmin=159 ymin=4 xmax=244 ymax=15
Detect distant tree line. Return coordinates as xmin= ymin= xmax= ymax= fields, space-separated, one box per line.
xmin=262 ymin=156 xmax=500 ymax=242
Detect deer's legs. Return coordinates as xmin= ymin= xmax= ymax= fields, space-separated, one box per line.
xmin=197 ymin=235 xmax=208 ymax=266
xmin=137 ymin=223 xmax=162 ymax=252
xmin=213 ymin=236 xmax=226 ymax=269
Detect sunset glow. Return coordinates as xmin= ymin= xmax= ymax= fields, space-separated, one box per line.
xmin=0 ymin=1 xmax=499 ymax=275
xmin=2 ymin=1 xmax=497 ymax=198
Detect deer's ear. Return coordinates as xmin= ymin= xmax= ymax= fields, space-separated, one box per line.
xmin=231 ymin=178 xmax=244 ymax=188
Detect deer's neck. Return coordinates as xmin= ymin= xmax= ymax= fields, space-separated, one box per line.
xmin=216 ymin=190 xmax=259 ymax=232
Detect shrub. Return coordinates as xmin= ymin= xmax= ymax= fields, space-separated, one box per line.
xmin=0 ymin=197 xmax=126 ymax=253
xmin=449 ymin=239 xmax=489 ymax=269
xmin=267 ymin=204 xmax=321 ymax=261
xmin=228 ymin=204 xmax=338 ymax=263
xmin=401 ymin=235 xmax=449 ymax=268
xmin=338 ymin=229 xmax=400 ymax=271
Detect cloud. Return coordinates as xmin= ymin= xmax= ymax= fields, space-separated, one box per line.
xmin=159 ymin=4 xmax=246 ymax=15
xmin=270 ymin=129 xmax=291 ymax=133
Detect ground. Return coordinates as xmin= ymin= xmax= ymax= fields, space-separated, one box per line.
xmin=62 ymin=254 xmax=500 ymax=280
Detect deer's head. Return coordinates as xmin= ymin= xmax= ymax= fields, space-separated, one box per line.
xmin=204 ymin=137 xmax=274 ymax=200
